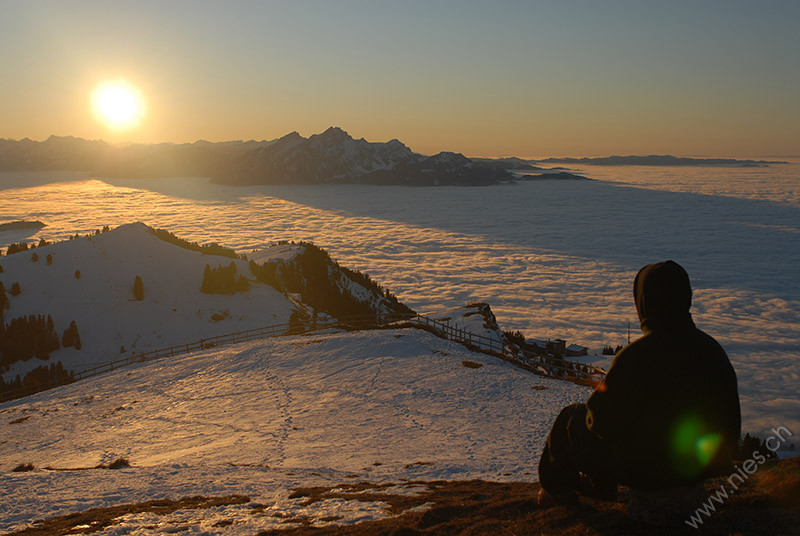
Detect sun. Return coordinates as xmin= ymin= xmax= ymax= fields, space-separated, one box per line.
xmin=91 ymin=80 xmax=145 ymax=130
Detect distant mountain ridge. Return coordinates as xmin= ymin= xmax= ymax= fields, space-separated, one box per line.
xmin=355 ymin=151 xmax=514 ymax=186
xmin=212 ymin=127 xmax=422 ymax=185
xmin=0 ymin=129 xmax=515 ymax=186
xmin=211 ymin=127 xmax=516 ymax=186
xmin=0 ymin=135 xmax=274 ymax=178
xmin=535 ymin=155 xmax=788 ymax=167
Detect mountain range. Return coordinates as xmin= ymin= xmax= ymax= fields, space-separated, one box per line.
xmin=0 ymin=129 xmax=524 ymax=186
xmin=535 ymin=155 xmax=788 ymax=167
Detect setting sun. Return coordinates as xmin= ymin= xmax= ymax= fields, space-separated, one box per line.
xmin=91 ymin=80 xmax=144 ymax=130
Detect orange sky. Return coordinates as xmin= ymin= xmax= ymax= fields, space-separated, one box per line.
xmin=2 ymin=1 xmax=798 ymax=157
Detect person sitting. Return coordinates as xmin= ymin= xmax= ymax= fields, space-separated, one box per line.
xmin=537 ymin=261 xmax=741 ymax=518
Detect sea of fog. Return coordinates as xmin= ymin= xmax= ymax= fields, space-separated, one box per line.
xmin=1 ymin=162 xmax=798 ymax=437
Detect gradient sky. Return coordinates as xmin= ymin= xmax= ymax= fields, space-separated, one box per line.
xmin=1 ymin=0 xmax=798 ymax=157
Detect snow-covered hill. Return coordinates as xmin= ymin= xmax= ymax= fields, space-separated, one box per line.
xmin=0 ymin=223 xmax=408 ymax=384
xmin=0 ymin=223 xmax=293 ymax=381
xmin=0 ymin=327 xmax=588 ymax=533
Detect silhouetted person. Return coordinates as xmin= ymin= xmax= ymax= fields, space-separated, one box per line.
xmin=538 ymin=261 xmax=741 ymax=504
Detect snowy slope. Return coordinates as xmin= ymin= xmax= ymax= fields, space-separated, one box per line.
xmin=0 ymin=328 xmax=588 ymax=533
xmin=0 ymin=223 xmax=296 ymax=380
xmin=427 ymin=303 xmax=506 ymax=347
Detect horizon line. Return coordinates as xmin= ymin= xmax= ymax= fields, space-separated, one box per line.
xmin=2 ymin=133 xmax=796 ymax=162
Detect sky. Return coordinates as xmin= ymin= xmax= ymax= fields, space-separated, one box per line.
xmin=1 ymin=0 xmax=798 ymax=157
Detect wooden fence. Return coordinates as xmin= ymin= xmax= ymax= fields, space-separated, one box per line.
xmin=0 ymin=312 xmax=604 ymax=402
xmin=405 ymin=314 xmax=605 ymax=383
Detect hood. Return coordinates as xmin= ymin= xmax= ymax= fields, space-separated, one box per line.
xmin=633 ymin=260 xmax=695 ymax=333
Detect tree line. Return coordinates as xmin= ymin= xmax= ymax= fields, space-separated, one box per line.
xmin=0 ymin=314 xmax=81 ymax=370
xmin=201 ymin=262 xmax=249 ymax=294
xmin=248 ymin=242 xmax=414 ymax=320
xmin=0 ymin=361 xmax=74 ymax=402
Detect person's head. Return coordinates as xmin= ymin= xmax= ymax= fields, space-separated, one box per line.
xmin=633 ymin=260 xmax=693 ymax=332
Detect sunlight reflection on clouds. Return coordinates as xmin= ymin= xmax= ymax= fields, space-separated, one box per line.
xmin=0 ymin=167 xmax=798 ymax=435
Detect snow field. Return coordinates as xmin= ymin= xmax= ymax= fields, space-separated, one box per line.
xmin=0 ymin=328 xmax=588 ymax=533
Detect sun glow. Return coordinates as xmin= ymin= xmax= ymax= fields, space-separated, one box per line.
xmin=92 ymin=80 xmax=145 ymax=130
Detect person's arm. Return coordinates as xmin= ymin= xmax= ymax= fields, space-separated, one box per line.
xmin=585 ymin=350 xmax=642 ymax=445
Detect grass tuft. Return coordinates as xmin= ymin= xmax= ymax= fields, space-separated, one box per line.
xmin=11 ymin=463 xmax=34 ymax=472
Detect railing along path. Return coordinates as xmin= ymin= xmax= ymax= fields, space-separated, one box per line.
xmin=0 ymin=313 xmax=604 ymax=402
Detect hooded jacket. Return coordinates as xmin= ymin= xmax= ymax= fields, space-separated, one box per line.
xmin=585 ymin=261 xmax=741 ymax=489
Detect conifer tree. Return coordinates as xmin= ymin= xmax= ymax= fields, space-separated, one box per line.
xmin=10 ymin=282 xmax=20 ymax=296
xmin=201 ymin=264 xmax=212 ymax=293
xmin=46 ymin=254 xmax=53 ymax=265
xmin=62 ymin=320 xmax=81 ymax=349
xmin=0 ymin=282 xmax=7 ymax=323
xmin=31 ymin=253 xmax=39 ymax=262
xmin=74 ymin=270 xmax=81 ymax=279
xmin=236 ymin=275 xmax=249 ymax=293
xmin=6 ymin=243 xmax=28 ymax=255
xmin=133 ymin=276 xmax=144 ymax=301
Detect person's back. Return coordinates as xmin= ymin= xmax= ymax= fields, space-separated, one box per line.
xmin=539 ymin=261 xmax=741 ymax=502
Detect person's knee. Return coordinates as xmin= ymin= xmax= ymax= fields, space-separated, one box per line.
xmin=559 ymin=403 xmax=588 ymax=434
xmin=566 ymin=404 xmax=603 ymax=454
xmin=557 ymin=403 xmax=586 ymax=423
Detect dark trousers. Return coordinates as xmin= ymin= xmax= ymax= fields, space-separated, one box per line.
xmin=538 ymin=403 xmax=618 ymax=497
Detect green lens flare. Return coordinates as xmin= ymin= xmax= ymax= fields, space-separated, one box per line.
xmin=695 ymin=434 xmax=722 ymax=467
xmin=670 ymin=416 xmax=721 ymax=477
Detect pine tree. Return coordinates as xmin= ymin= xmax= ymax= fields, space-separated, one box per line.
xmin=0 ymin=282 xmax=7 ymax=324
xmin=31 ymin=253 xmax=39 ymax=262
xmin=62 ymin=320 xmax=81 ymax=348
xmin=201 ymin=262 xmax=249 ymax=294
xmin=6 ymin=243 xmax=28 ymax=255
xmin=201 ymin=264 xmax=212 ymax=293
xmin=46 ymin=254 xmax=53 ymax=265
xmin=47 ymin=316 xmax=60 ymax=353
xmin=133 ymin=276 xmax=144 ymax=301
xmin=10 ymin=282 xmax=21 ymax=296
xmin=74 ymin=270 xmax=81 ymax=279
xmin=235 ymin=275 xmax=250 ymax=293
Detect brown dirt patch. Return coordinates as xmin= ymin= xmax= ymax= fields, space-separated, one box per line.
xmin=9 ymin=416 xmax=30 ymax=424
xmin=257 ymin=460 xmax=800 ymax=536
xmin=11 ymin=461 xmax=799 ymax=535
xmin=5 ymin=495 xmax=250 ymax=536
xmin=404 ymin=462 xmax=434 ymax=469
